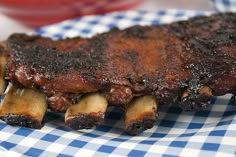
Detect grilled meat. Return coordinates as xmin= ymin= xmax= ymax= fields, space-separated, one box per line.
xmin=1 ymin=12 xmax=235 ymax=135
xmin=6 ymin=13 xmax=236 ymax=111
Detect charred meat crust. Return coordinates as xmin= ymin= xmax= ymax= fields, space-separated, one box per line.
xmin=0 ymin=114 xmax=43 ymax=129
xmin=125 ymin=117 xmax=157 ymax=135
xmin=65 ymin=112 xmax=105 ymax=130
xmin=5 ymin=13 xmax=236 ymax=112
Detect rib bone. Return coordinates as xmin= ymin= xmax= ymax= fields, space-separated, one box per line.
xmin=0 ymin=86 xmax=47 ymax=129
xmin=65 ymin=93 xmax=108 ymax=130
xmin=181 ymin=91 xmax=189 ymax=102
xmin=0 ymin=56 xmax=7 ymax=95
xmin=0 ymin=43 xmax=8 ymax=95
xmin=198 ymin=87 xmax=212 ymax=97
xmin=125 ymin=96 xmax=157 ymax=135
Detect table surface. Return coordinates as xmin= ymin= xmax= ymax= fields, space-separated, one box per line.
xmin=0 ymin=0 xmax=214 ymax=40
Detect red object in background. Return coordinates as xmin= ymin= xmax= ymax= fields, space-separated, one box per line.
xmin=0 ymin=0 xmax=144 ymax=28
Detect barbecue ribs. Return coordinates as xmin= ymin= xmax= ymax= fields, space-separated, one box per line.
xmin=1 ymin=12 xmax=235 ymax=135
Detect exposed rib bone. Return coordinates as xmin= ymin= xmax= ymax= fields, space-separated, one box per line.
xmin=0 ymin=86 xmax=47 ymax=129
xmin=0 ymin=44 xmax=8 ymax=95
xmin=181 ymin=91 xmax=189 ymax=102
xmin=65 ymin=93 xmax=108 ymax=130
xmin=198 ymin=87 xmax=212 ymax=97
xmin=180 ymin=86 xmax=213 ymax=110
xmin=125 ymin=96 xmax=157 ymax=135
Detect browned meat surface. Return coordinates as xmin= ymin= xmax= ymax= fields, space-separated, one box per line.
xmin=5 ymin=13 xmax=236 ymax=113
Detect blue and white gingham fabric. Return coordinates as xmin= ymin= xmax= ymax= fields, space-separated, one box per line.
xmin=0 ymin=10 xmax=236 ymax=157
xmin=211 ymin=0 xmax=236 ymax=12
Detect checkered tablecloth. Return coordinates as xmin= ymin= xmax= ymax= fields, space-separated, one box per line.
xmin=211 ymin=0 xmax=236 ymax=12
xmin=0 ymin=10 xmax=236 ymax=157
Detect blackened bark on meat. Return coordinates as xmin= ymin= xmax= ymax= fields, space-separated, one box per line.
xmin=170 ymin=13 xmax=236 ymax=110
xmin=0 ymin=114 xmax=43 ymax=129
xmin=5 ymin=13 xmax=236 ymax=113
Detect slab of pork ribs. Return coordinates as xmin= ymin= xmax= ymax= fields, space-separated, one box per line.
xmin=1 ymin=13 xmax=236 ymax=135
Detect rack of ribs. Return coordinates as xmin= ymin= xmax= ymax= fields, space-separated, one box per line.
xmin=0 ymin=12 xmax=235 ymax=135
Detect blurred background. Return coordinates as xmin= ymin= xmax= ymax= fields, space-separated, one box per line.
xmin=0 ymin=0 xmax=234 ymax=40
